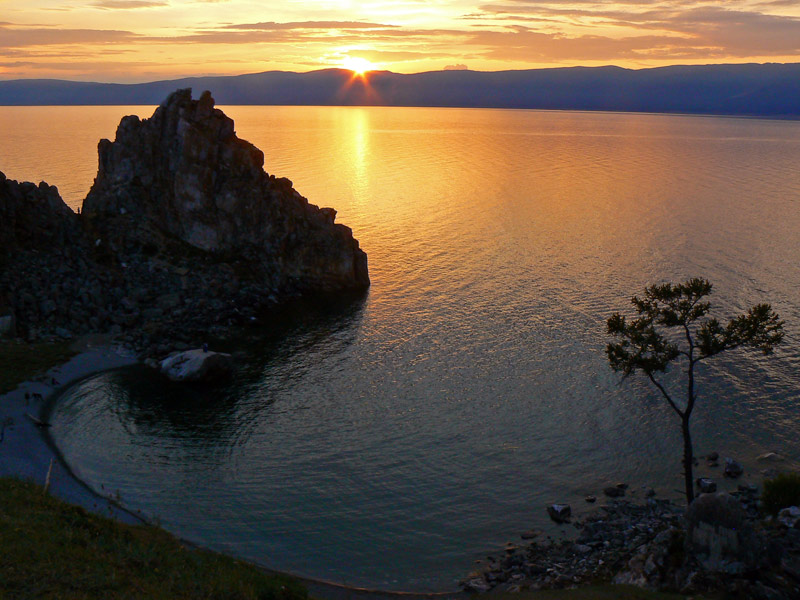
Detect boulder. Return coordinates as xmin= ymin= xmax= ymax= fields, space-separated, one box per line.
xmin=777 ymin=506 xmax=800 ymax=529
xmin=160 ymin=349 xmax=234 ymax=382
xmin=724 ymin=458 xmax=744 ymax=478
xmin=685 ymin=492 xmax=763 ymax=572
xmin=696 ymin=478 xmax=717 ymax=494
xmin=547 ymin=504 xmax=572 ymax=523
xmin=604 ymin=486 xmax=625 ymax=498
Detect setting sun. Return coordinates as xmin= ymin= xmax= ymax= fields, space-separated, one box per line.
xmin=341 ymin=57 xmax=376 ymax=76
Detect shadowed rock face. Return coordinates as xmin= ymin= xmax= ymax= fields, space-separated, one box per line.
xmin=84 ymin=88 xmax=369 ymax=292
xmin=0 ymin=173 xmax=81 ymax=255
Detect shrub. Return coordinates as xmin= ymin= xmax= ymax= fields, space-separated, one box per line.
xmin=763 ymin=472 xmax=800 ymax=515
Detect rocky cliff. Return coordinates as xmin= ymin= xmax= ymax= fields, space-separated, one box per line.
xmin=83 ymin=89 xmax=368 ymax=292
xmin=1 ymin=89 xmax=369 ymax=355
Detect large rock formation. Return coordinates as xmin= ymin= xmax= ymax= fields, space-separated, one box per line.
xmin=0 ymin=89 xmax=369 ymax=355
xmin=83 ymin=89 xmax=368 ymax=292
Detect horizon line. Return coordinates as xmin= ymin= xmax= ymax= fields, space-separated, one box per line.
xmin=1 ymin=60 xmax=798 ymax=86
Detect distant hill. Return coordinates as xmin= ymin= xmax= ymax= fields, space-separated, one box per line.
xmin=1 ymin=63 xmax=799 ymax=117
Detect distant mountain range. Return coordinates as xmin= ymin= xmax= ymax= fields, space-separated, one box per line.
xmin=1 ymin=63 xmax=799 ymax=117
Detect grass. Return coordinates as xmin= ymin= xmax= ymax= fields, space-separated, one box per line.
xmin=0 ymin=339 xmax=75 ymax=395
xmin=0 ymin=477 xmax=308 ymax=600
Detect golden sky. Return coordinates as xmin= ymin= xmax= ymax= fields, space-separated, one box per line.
xmin=2 ymin=0 xmax=800 ymax=81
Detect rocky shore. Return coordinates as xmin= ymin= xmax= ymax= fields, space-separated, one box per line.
xmin=462 ymin=479 xmax=800 ymax=599
xmin=0 ymin=89 xmax=369 ymax=359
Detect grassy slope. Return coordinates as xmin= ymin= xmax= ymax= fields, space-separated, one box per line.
xmin=0 ymin=477 xmax=307 ymax=600
xmin=0 ymin=339 xmax=75 ymax=395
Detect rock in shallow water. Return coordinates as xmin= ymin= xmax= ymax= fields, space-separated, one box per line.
xmin=724 ymin=458 xmax=744 ymax=478
xmin=160 ymin=349 xmax=234 ymax=382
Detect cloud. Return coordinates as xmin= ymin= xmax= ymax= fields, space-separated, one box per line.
xmin=0 ymin=23 xmax=139 ymax=48
xmin=91 ymin=0 xmax=168 ymax=8
xmin=222 ymin=21 xmax=397 ymax=31
xmin=469 ymin=2 xmax=800 ymax=57
xmin=2 ymin=1 xmax=800 ymax=80
xmin=444 ymin=63 xmax=469 ymax=70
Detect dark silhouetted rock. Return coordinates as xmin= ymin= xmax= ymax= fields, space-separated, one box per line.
xmin=547 ymin=503 xmax=571 ymax=523
xmin=604 ymin=486 xmax=625 ymax=498
xmin=0 ymin=172 xmax=81 ymax=255
xmin=83 ymin=89 xmax=369 ymax=293
xmin=724 ymin=458 xmax=744 ymax=479
xmin=696 ymin=478 xmax=717 ymax=494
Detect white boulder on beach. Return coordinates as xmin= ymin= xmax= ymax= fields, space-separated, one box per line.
xmin=160 ymin=349 xmax=234 ymax=382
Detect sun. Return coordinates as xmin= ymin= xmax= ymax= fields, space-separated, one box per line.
xmin=341 ymin=56 xmax=376 ymax=76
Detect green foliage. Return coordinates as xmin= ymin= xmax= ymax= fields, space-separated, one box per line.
xmin=0 ymin=477 xmax=308 ymax=600
xmin=606 ymin=277 xmax=784 ymax=504
xmin=763 ymin=472 xmax=800 ymax=515
xmin=607 ymin=278 xmax=783 ymax=384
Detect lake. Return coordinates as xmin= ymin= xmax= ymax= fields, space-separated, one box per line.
xmin=2 ymin=105 xmax=800 ymax=591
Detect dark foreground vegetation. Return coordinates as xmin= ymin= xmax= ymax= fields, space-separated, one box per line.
xmin=0 ymin=340 xmax=74 ymax=395
xmin=0 ymin=477 xmax=308 ymax=600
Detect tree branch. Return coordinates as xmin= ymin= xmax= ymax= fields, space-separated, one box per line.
xmin=646 ymin=372 xmax=684 ymax=418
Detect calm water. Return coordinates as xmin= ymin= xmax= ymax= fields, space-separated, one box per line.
xmin=3 ymin=106 xmax=800 ymax=591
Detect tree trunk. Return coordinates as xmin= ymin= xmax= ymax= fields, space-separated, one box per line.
xmin=682 ymin=414 xmax=695 ymax=504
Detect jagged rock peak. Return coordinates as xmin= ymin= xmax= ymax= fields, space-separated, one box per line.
xmin=83 ymin=88 xmax=369 ymax=292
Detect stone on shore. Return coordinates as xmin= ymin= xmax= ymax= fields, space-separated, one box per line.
xmin=757 ymin=452 xmax=784 ymax=463
xmin=724 ymin=458 xmax=744 ymax=479
xmin=547 ymin=503 xmax=572 ymax=523
xmin=160 ymin=349 xmax=234 ymax=382
xmin=685 ymin=492 xmax=762 ymax=572
xmin=696 ymin=477 xmax=717 ymax=494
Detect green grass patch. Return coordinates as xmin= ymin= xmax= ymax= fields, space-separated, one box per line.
xmin=0 ymin=477 xmax=307 ymax=600
xmin=0 ymin=339 xmax=75 ymax=395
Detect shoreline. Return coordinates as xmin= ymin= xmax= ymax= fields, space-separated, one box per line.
xmin=0 ymin=341 xmax=463 ymax=600
xmin=0 ymin=338 xmax=141 ymax=523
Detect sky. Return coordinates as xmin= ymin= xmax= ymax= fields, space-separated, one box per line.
xmin=1 ymin=0 xmax=800 ymax=82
